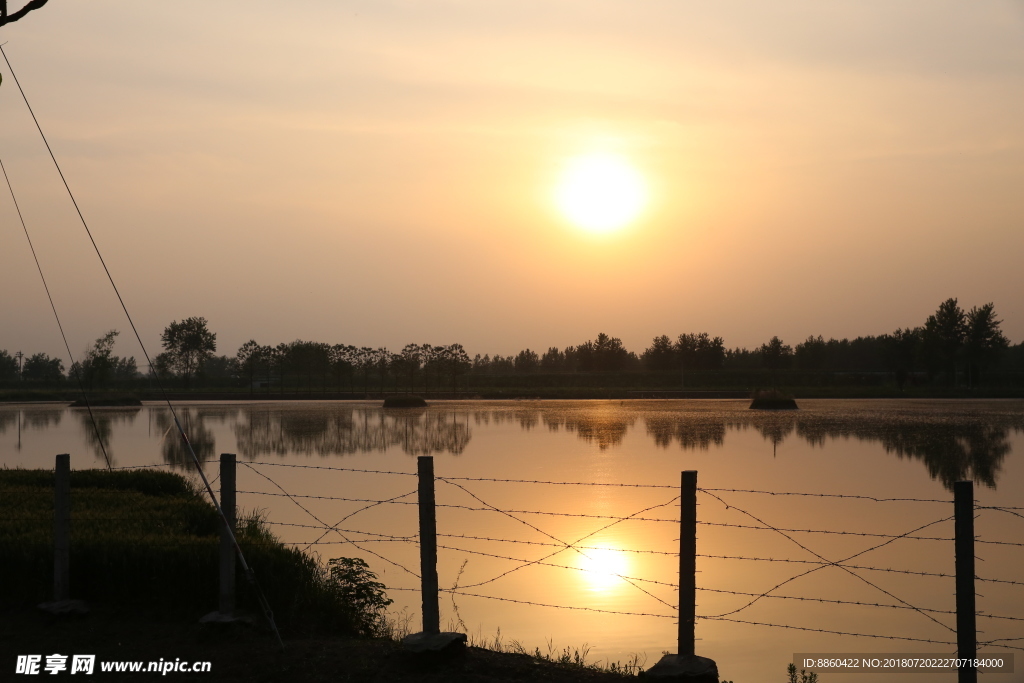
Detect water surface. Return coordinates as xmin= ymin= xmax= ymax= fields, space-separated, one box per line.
xmin=3 ymin=399 xmax=1022 ymax=682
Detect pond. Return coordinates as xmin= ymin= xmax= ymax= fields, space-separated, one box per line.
xmin=2 ymin=399 xmax=1022 ymax=682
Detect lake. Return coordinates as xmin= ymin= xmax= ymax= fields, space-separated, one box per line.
xmin=2 ymin=399 xmax=1022 ymax=682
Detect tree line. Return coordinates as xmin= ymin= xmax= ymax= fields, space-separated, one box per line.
xmin=2 ymin=299 xmax=1021 ymax=392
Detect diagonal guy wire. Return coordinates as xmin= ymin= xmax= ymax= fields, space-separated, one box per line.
xmin=438 ymin=477 xmax=679 ymax=610
xmin=699 ymin=488 xmax=956 ymax=633
xmin=239 ymin=462 xmax=419 ymax=578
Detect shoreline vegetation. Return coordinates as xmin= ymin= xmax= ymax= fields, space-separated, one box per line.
xmin=2 ymin=299 xmax=1023 ymax=402
xmin=0 ymin=468 xmax=650 ymax=681
xmin=3 ymin=385 xmax=1024 ymax=403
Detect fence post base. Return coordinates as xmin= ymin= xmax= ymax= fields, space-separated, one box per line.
xmin=644 ymin=654 xmax=719 ymax=682
xmin=401 ymin=631 xmax=467 ymax=655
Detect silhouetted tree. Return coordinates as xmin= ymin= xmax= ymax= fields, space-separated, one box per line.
xmin=540 ymin=347 xmax=565 ymax=372
xmin=642 ymin=335 xmax=675 ymax=373
xmin=21 ymin=353 xmax=64 ymax=384
xmin=160 ymin=317 xmax=216 ymax=389
xmin=760 ymin=337 xmax=793 ymax=386
xmin=0 ymin=350 xmax=18 ymax=383
xmin=922 ymin=299 xmax=967 ymax=384
xmin=881 ymin=327 xmax=921 ymax=390
xmin=330 ymin=344 xmax=356 ymax=392
xmin=964 ymin=303 xmax=1009 ymax=385
xmin=0 ymin=1 xmax=49 ymax=28
xmin=72 ymin=330 xmax=137 ymax=390
xmin=441 ymin=343 xmax=471 ymax=392
xmin=514 ymin=348 xmax=539 ymax=373
xmin=795 ymin=335 xmax=827 ymax=371
xmin=675 ymin=333 xmax=725 ymax=371
xmin=236 ymin=340 xmax=262 ymax=394
xmin=398 ymin=344 xmax=423 ymax=392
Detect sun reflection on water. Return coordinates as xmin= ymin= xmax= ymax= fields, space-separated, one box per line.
xmin=575 ymin=544 xmax=630 ymax=591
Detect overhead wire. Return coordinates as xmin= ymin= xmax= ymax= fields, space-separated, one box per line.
xmin=0 ymin=44 xmax=284 ymax=649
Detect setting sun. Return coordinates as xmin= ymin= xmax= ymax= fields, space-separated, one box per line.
xmin=555 ymin=153 xmax=647 ymax=234
xmin=576 ymin=545 xmax=630 ymax=590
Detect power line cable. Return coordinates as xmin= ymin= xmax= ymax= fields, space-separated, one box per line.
xmin=0 ymin=154 xmax=111 ymax=470
xmin=0 ymin=44 xmax=284 ymax=648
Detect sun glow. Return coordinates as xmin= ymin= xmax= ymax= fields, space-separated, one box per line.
xmin=577 ymin=545 xmax=630 ymax=590
xmin=555 ymin=153 xmax=647 ymax=234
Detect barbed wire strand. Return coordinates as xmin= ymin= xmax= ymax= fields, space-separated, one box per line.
xmin=237 ymin=489 xmax=681 ymax=523
xmin=238 ymin=462 xmax=420 ymax=579
xmin=699 ymin=520 xmax=955 ymax=542
xmin=435 ymin=542 xmax=678 ymax=589
xmin=700 ymin=488 xmax=956 ymax=633
xmin=704 ymin=617 xmax=957 ymax=646
xmin=245 ymin=460 xmax=415 ymax=477
xmin=383 ymin=585 xmax=676 ymax=619
xmin=437 ymin=477 xmax=679 ymax=610
xmin=698 ymin=586 xmax=1024 ymax=621
xmin=977 ymin=506 xmax=1024 ymax=521
xmin=700 ymin=488 xmax=949 ymax=504
xmin=298 ymin=489 xmax=419 ymax=554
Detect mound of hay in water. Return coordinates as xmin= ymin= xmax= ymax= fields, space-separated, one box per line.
xmin=749 ymin=389 xmax=798 ymax=410
xmin=383 ymin=395 xmax=427 ymax=408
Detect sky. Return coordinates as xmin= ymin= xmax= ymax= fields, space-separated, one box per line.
xmin=2 ymin=1 xmax=1023 ymax=366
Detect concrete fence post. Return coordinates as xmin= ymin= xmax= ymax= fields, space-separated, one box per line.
xmin=954 ymin=480 xmax=977 ymax=683
xmin=646 ymin=469 xmax=718 ymax=682
xmin=53 ymin=453 xmax=70 ymax=602
xmin=679 ymin=469 xmax=697 ymax=657
xmin=401 ymin=455 xmax=466 ymax=654
xmin=417 ymin=455 xmax=440 ymax=634
xmin=219 ymin=453 xmax=237 ymax=616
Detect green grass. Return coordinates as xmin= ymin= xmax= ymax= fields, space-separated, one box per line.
xmin=0 ymin=467 xmax=391 ymax=637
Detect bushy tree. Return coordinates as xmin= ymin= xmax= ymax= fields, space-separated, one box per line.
xmin=964 ymin=303 xmax=1009 ymax=384
xmin=760 ymin=336 xmax=793 ymax=371
xmin=72 ymin=330 xmax=137 ymax=389
xmin=0 ymin=350 xmax=18 ymax=382
xmin=22 ymin=353 xmax=64 ymax=384
xmin=642 ymin=335 xmax=675 ymax=373
xmin=922 ymin=298 xmax=966 ymax=382
xmin=160 ymin=317 xmax=216 ymax=389
xmin=514 ymin=348 xmax=539 ymax=373
xmin=235 ymin=340 xmax=263 ymax=393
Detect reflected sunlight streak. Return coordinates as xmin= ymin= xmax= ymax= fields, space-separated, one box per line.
xmin=576 ymin=544 xmax=631 ymax=591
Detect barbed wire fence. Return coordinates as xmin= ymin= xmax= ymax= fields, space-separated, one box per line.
xmin=24 ymin=453 xmax=1024 ymax=675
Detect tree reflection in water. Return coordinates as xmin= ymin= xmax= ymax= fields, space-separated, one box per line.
xmin=232 ymin=406 xmax=470 ymax=459
xmin=3 ymin=401 xmax=1008 ymax=491
xmin=152 ymin=407 xmax=235 ymax=468
xmin=74 ymin=407 xmax=140 ymax=467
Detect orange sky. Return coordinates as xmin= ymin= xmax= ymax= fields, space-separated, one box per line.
xmin=2 ymin=1 xmax=1023 ymax=364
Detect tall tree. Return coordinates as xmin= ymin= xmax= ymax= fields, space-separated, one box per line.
xmin=73 ymin=330 xmax=137 ymax=390
xmin=514 ymin=349 xmax=539 ymax=374
xmin=964 ymin=303 xmax=1009 ymax=385
xmin=642 ymin=335 xmax=675 ymax=373
xmin=882 ymin=327 xmax=921 ymax=390
xmin=235 ymin=340 xmax=262 ymax=395
xmin=0 ymin=350 xmax=18 ymax=382
xmin=160 ymin=317 xmax=216 ymax=390
xmin=22 ymin=353 xmax=64 ymax=383
xmin=760 ymin=336 xmax=793 ymax=371
xmin=330 ymin=344 xmax=356 ymax=392
xmin=922 ymin=298 xmax=967 ymax=383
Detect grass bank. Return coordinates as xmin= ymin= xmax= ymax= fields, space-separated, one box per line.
xmin=0 ymin=468 xmax=641 ymax=681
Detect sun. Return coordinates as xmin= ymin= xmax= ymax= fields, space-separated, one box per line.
xmin=555 ymin=153 xmax=647 ymax=234
xmin=576 ymin=545 xmax=630 ymax=590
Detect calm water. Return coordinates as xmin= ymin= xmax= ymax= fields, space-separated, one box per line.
xmin=2 ymin=399 xmax=1022 ymax=682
